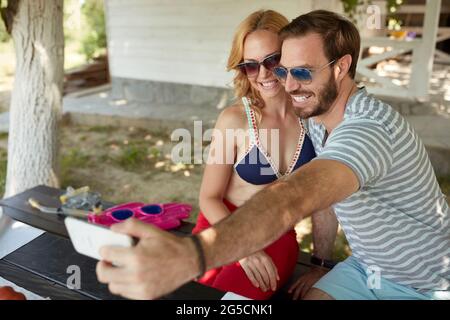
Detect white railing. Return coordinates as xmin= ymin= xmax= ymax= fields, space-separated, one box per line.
xmin=357 ymin=0 xmax=442 ymax=101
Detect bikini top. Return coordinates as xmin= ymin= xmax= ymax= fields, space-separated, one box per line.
xmin=234 ymin=97 xmax=316 ymax=185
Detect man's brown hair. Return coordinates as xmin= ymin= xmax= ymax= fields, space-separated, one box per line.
xmin=279 ymin=10 xmax=361 ymax=79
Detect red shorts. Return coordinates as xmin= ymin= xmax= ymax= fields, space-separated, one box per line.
xmin=192 ymin=199 xmax=298 ymax=300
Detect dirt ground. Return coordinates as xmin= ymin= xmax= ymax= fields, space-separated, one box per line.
xmin=58 ymin=123 xmax=205 ymax=218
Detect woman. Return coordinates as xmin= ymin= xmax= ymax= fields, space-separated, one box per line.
xmin=192 ymin=10 xmax=316 ymax=299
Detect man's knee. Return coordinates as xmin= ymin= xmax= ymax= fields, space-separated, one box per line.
xmin=303 ymin=288 xmax=334 ymax=300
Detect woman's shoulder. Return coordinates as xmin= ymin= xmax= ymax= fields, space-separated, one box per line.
xmin=215 ymin=103 xmax=247 ymax=130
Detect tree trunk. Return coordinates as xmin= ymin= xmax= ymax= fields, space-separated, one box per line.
xmin=0 ymin=0 xmax=63 ymax=228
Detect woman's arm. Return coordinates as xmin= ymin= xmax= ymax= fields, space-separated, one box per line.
xmin=199 ymin=106 xmax=245 ymax=225
xmin=200 ymin=106 xmax=281 ymax=291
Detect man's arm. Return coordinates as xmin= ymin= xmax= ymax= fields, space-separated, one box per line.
xmin=199 ymin=159 xmax=357 ymax=272
xmin=288 ymin=207 xmax=338 ymax=299
xmin=312 ymin=207 xmax=338 ymax=260
xmin=96 ymin=159 xmax=358 ymax=299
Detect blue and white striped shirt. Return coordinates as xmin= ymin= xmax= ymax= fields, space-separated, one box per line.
xmin=307 ymin=88 xmax=450 ymax=290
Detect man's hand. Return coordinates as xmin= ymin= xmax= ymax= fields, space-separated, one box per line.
xmin=288 ymin=266 xmax=328 ymax=300
xmin=239 ymin=251 xmax=279 ymax=292
xmin=96 ymin=219 xmax=198 ymax=300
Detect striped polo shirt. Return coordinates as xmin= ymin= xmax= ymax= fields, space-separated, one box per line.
xmin=307 ymin=87 xmax=450 ymax=291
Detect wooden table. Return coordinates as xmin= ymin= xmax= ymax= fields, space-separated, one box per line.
xmin=0 ymin=185 xmax=224 ymax=300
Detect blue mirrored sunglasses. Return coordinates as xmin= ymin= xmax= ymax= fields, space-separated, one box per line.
xmin=273 ymin=60 xmax=336 ymax=84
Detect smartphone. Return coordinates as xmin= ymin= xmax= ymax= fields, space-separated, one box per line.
xmin=65 ymin=217 xmax=134 ymax=260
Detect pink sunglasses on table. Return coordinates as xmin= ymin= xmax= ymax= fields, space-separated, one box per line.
xmin=88 ymin=202 xmax=192 ymax=230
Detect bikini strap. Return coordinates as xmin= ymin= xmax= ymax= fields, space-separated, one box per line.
xmin=241 ymin=97 xmax=259 ymax=145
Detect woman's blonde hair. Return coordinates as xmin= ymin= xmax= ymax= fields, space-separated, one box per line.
xmin=227 ymin=10 xmax=289 ymax=110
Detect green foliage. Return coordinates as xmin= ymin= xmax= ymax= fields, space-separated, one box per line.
xmin=0 ymin=22 xmax=8 ymax=43
xmin=60 ymin=148 xmax=91 ymax=188
xmin=341 ymin=0 xmax=403 ymax=25
xmin=61 ymin=148 xmax=91 ymax=168
xmin=341 ymin=0 xmax=366 ymax=22
xmin=149 ymin=147 xmax=161 ymax=158
xmin=80 ymin=0 xmax=106 ymax=61
xmin=63 ymin=0 xmax=75 ymax=43
xmin=386 ymin=0 xmax=403 ymax=30
xmin=86 ymin=125 xmax=115 ymax=133
xmin=0 ymin=0 xmax=10 ymax=43
xmin=438 ymin=175 xmax=450 ymax=198
xmin=386 ymin=0 xmax=403 ymax=13
xmin=116 ymin=145 xmax=148 ymax=170
xmin=298 ymin=224 xmax=351 ymax=262
xmin=341 ymin=0 xmax=361 ymax=14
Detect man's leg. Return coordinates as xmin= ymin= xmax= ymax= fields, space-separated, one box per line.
xmin=310 ymin=255 xmax=377 ymax=300
xmin=303 ymin=288 xmax=334 ymax=300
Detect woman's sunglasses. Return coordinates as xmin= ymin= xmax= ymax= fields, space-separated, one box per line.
xmin=273 ymin=60 xmax=336 ymax=85
xmin=88 ymin=202 xmax=192 ymax=230
xmin=236 ymin=52 xmax=281 ymax=77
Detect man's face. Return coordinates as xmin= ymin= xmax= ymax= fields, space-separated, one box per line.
xmin=279 ymin=33 xmax=338 ymax=119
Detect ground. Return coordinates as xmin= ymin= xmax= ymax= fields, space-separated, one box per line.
xmin=58 ymin=124 xmax=204 ymax=213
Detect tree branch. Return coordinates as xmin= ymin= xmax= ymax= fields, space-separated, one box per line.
xmin=0 ymin=0 xmax=20 ymax=34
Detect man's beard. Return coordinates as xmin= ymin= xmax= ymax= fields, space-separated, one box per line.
xmin=291 ymin=74 xmax=338 ymax=119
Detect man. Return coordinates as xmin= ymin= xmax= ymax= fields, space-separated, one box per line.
xmin=96 ymin=10 xmax=450 ymax=300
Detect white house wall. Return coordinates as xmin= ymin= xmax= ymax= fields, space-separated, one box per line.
xmin=105 ymin=0 xmax=329 ymax=88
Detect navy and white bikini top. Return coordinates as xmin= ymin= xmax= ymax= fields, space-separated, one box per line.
xmin=234 ymin=97 xmax=316 ymax=185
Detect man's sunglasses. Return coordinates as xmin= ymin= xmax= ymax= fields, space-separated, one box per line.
xmin=236 ymin=52 xmax=281 ymax=77
xmin=273 ymin=60 xmax=336 ymax=85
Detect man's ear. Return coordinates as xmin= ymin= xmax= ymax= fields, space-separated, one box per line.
xmin=335 ymin=54 xmax=352 ymax=80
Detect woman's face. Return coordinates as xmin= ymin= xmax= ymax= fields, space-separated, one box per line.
xmin=242 ymin=29 xmax=283 ymax=100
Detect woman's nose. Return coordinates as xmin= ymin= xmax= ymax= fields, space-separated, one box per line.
xmin=258 ymin=64 xmax=271 ymax=78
